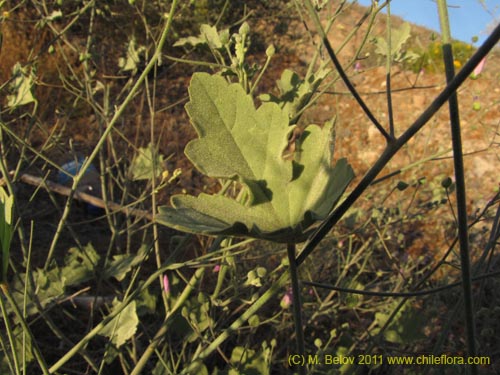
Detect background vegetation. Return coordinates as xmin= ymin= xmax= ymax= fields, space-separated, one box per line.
xmin=0 ymin=0 xmax=499 ymax=374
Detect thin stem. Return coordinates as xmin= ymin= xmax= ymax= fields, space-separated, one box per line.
xmin=287 ymin=243 xmax=306 ymax=375
xmin=44 ymin=0 xmax=180 ymax=269
xmin=437 ymin=1 xmax=477 ymax=373
xmin=304 ymin=269 xmax=500 ymax=298
xmin=296 ymin=21 xmax=500 ymax=266
xmin=2 ymin=286 xmax=50 ymax=375
xmin=181 ymin=270 xmax=290 ymax=375
xmin=385 ymin=2 xmax=395 ymax=137
xmin=0 ymin=288 xmax=20 ymax=374
xmin=304 ymin=0 xmax=393 ymax=143
xmin=130 ymin=267 xmax=205 ymax=375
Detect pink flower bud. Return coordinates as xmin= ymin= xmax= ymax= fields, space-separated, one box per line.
xmin=473 ymin=57 xmax=486 ymax=76
xmin=163 ymin=274 xmax=170 ymax=294
xmin=281 ymin=288 xmax=293 ymax=309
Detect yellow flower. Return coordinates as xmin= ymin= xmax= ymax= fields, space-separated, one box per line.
xmin=453 ymin=60 xmax=462 ymax=68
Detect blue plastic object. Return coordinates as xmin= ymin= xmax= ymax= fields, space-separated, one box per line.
xmin=57 ymin=156 xmax=102 ymax=215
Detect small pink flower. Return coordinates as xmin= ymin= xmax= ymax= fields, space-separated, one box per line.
xmin=281 ymin=288 xmax=293 ymax=309
xmin=354 ymin=62 xmax=362 ymax=71
xmin=473 ymin=57 xmax=486 ymax=77
xmin=163 ymin=274 xmax=170 ymax=294
xmin=213 ymin=264 xmax=221 ymax=273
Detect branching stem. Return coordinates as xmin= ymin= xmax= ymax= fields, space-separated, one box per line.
xmin=287 ymin=243 xmax=306 ymax=375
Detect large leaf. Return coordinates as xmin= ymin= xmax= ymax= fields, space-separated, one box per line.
xmin=157 ymin=73 xmax=353 ymax=243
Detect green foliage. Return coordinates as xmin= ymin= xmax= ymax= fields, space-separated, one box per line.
xmin=375 ymin=22 xmax=419 ymax=64
xmin=7 ymin=244 xmax=150 ymax=320
xmin=373 ymin=301 xmax=426 ymax=345
xmin=174 ymin=24 xmax=229 ymax=51
xmin=181 ymin=293 xmax=214 ymax=343
xmin=2 ymin=1 xmax=499 ymax=373
xmin=225 ymin=342 xmax=274 ymax=375
xmin=99 ymin=299 xmax=139 ymax=348
xmin=129 ymin=143 xmax=166 ymax=181
xmin=6 ymin=63 xmax=36 ymax=109
xmin=174 ymin=22 xmax=260 ymax=91
xmin=0 ymin=325 xmax=34 ymax=373
xmin=157 ymin=73 xmax=354 ymax=243
xmin=408 ymin=40 xmax=475 ymax=73
xmin=0 ymin=187 xmax=13 ymax=284
xmin=260 ymin=68 xmax=328 ymax=125
xmin=245 ymin=266 xmax=267 ymax=287
xmin=118 ymin=36 xmax=146 ymax=75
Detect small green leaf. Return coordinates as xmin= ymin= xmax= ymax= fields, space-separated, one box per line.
xmin=61 ymin=244 xmax=100 ymax=285
xmin=228 ymin=346 xmax=271 ymax=375
xmin=248 ymin=315 xmax=260 ymax=327
xmin=100 ymin=300 xmax=139 ymax=348
xmin=200 ymin=24 xmax=223 ymax=49
xmin=373 ymin=301 xmax=426 ymax=344
xmin=174 ymin=24 xmax=228 ymax=50
xmin=129 ymin=143 xmax=165 ymax=181
xmin=264 ymin=69 xmax=328 ymax=124
xmin=45 ymin=10 xmax=62 ymax=21
xmin=375 ymin=22 xmax=412 ymax=62
xmin=118 ymin=36 xmax=145 ymax=73
xmin=266 ymin=44 xmax=275 ymax=58
xmin=104 ymin=244 xmax=148 ymax=281
xmin=7 ymin=63 xmax=36 ymax=108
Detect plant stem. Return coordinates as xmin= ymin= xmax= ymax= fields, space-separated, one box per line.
xmin=385 ymin=2 xmax=395 ymax=137
xmin=181 ymin=270 xmax=290 ymax=374
xmin=130 ymin=267 xmax=205 ymax=375
xmin=436 ymin=1 xmax=477 ymax=373
xmin=44 ymin=0 xmax=180 ymax=269
xmin=287 ymin=243 xmax=306 ymax=375
xmin=0 ymin=286 xmax=20 ymax=374
xmin=1 ymin=286 xmax=50 ymax=375
xmin=303 ymin=0 xmax=393 ymax=143
xmin=297 ymin=21 xmax=500 ymax=266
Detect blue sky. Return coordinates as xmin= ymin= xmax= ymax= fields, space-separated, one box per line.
xmin=355 ymin=0 xmax=500 ymax=46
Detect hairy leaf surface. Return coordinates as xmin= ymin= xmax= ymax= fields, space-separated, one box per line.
xmin=157 ymin=73 xmax=354 ymax=242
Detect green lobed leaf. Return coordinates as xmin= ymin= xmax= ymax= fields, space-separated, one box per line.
xmin=7 ymin=63 xmax=36 ymax=108
xmin=375 ymin=22 xmax=412 ymax=61
xmin=261 ymin=68 xmax=328 ymax=124
xmin=129 ymin=143 xmax=165 ymax=181
xmin=173 ymin=24 xmax=228 ymax=50
xmin=157 ymin=73 xmax=354 ymax=243
xmin=100 ymin=300 xmax=139 ymax=348
xmin=61 ymin=244 xmax=101 ymax=286
xmin=103 ymin=244 xmax=149 ymax=281
xmin=118 ymin=36 xmax=146 ymax=73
